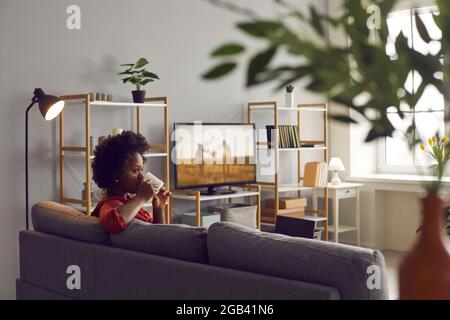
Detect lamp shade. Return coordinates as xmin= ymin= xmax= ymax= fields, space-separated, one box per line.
xmin=329 ymin=157 xmax=345 ymax=171
xmin=34 ymin=88 xmax=65 ymax=120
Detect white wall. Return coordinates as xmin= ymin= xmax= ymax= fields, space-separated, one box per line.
xmin=0 ymin=0 xmax=327 ymax=299
xmin=349 ymin=178 xmax=424 ymax=250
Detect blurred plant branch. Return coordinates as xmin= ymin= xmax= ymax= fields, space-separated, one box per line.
xmin=203 ymin=0 xmax=450 ymax=146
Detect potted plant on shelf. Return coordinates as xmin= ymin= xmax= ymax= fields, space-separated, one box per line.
xmin=202 ymin=0 xmax=450 ymax=299
xmin=285 ymin=84 xmax=294 ymax=108
xmin=118 ymin=57 xmax=159 ymax=103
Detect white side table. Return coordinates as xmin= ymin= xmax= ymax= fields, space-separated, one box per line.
xmin=313 ymin=183 xmax=363 ymax=246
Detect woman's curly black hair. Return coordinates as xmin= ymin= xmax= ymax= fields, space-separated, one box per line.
xmin=92 ymin=131 xmax=149 ymax=189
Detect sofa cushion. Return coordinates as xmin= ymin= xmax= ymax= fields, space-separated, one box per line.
xmin=207 ymin=222 xmax=388 ymax=300
xmin=31 ymin=201 xmax=111 ymax=245
xmin=111 ymin=220 xmax=208 ymax=263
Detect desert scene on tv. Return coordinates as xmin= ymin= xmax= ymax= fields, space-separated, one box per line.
xmin=174 ymin=124 xmax=256 ymax=187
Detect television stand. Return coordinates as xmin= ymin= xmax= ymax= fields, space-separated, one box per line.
xmin=170 ymin=184 xmax=262 ymax=228
xmin=200 ymin=186 xmax=237 ymax=196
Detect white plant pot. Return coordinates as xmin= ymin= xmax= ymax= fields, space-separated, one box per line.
xmin=285 ymin=92 xmax=294 ymax=108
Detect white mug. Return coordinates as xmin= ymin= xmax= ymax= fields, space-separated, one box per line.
xmin=144 ymin=172 xmax=164 ymax=193
xmin=112 ymin=128 xmax=124 ymax=136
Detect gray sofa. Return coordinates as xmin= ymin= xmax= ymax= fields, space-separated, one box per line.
xmin=16 ymin=201 xmax=389 ymax=300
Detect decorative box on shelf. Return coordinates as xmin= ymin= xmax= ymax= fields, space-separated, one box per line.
xmin=263 ymin=197 xmax=307 ymax=219
xmin=275 ymin=215 xmax=322 ymax=240
xmin=264 ymin=197 xmax=307 ymax=209
xmin=262 ymin=207 xmax=305 ymax=219
xmin=208 ymin=203 xmax=257 ymax=229
xmin=180 ymin=211 xmax=220 ymax=229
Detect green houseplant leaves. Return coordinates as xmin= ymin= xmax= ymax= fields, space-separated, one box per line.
xmin=202 ymin=0 xmax=450 ymax=144
xmin=119 ymin=58 xmax=159 ymax=91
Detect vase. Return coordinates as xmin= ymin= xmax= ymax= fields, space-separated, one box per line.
xmin=132 ymin=90 xmax=146 ymax=103
xmin=285 ymin=92 xmax=294 ymax=108
xmin=398 ymin=193 xmax=450 ymax=300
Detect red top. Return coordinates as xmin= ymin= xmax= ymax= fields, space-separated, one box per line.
xmin=91 ymin=194 xmax=153 ymax=234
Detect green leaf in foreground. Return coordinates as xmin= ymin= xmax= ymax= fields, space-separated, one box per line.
xmin=203 ymin=62 xmax=237 ymax=79
xmin=212 ymin=43 xmax=245 ymax=57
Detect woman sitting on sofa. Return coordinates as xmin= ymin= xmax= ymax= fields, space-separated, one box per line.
xmin=91 ymin=130 xmax=171 ymax=233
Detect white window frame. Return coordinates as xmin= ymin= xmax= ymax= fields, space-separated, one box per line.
xmin=377 ymin=1 xmax=446 ymax=175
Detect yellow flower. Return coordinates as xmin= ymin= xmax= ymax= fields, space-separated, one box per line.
xmin=432 ymin=136 xmax=437 ymax=143
xmin=441 ymin=136 xmax=448 ymax=144
xmin=420 ymin=144 xmax=426 ymax=151
xmin=428 ymin=138 xmax=433 ymax=146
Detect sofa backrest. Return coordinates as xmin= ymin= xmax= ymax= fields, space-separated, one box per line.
xmin=111 ymin=220 xmax=209 ymax=263
xmin=207 ymin=222 xmax=388 ymax=300
xmin=32 ymin=201 xmax=111 ymax=245
xmin=31 ymin=201 xmax=209 ymax=264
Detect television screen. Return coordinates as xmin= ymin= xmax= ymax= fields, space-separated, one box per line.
xmin=173 ymin=123 xmax=256 ymax=191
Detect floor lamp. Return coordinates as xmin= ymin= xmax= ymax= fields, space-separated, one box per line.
xmin=25 ymin=88 xmax=65 ymax=229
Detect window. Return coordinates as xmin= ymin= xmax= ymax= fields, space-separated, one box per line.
xmin=378 ymin=5 xmax=445 ymax=173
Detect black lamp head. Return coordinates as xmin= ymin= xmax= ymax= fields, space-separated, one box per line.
xmin=33 ymin=88 xmax=65 ymax=121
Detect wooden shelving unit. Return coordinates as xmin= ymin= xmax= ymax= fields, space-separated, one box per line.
xmin=58 ymin=95 xmax=171 ymax=223
xmin=248 ymin=101 xmax=329 ymax=240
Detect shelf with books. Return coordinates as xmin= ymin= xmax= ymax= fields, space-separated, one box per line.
xmin=247 ymin=101 xmax=329 ymax=240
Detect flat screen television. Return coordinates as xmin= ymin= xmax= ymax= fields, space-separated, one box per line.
xmin=173 ymin=123 xmax=256 ymax=195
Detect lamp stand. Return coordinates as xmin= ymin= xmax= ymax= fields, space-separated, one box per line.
xmin=331 ymin=170 xmax=342 ymax=185
xmin=25 ymin=96 xmax=39 ymax=230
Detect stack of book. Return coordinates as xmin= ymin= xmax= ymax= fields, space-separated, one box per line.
xmin=262 ymin=197 xmax=308 ymax=219
xmin=303 ymin=162 xmax=328 ymax=187
xmin=266 ymin=125 xmax=300 ymax=148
